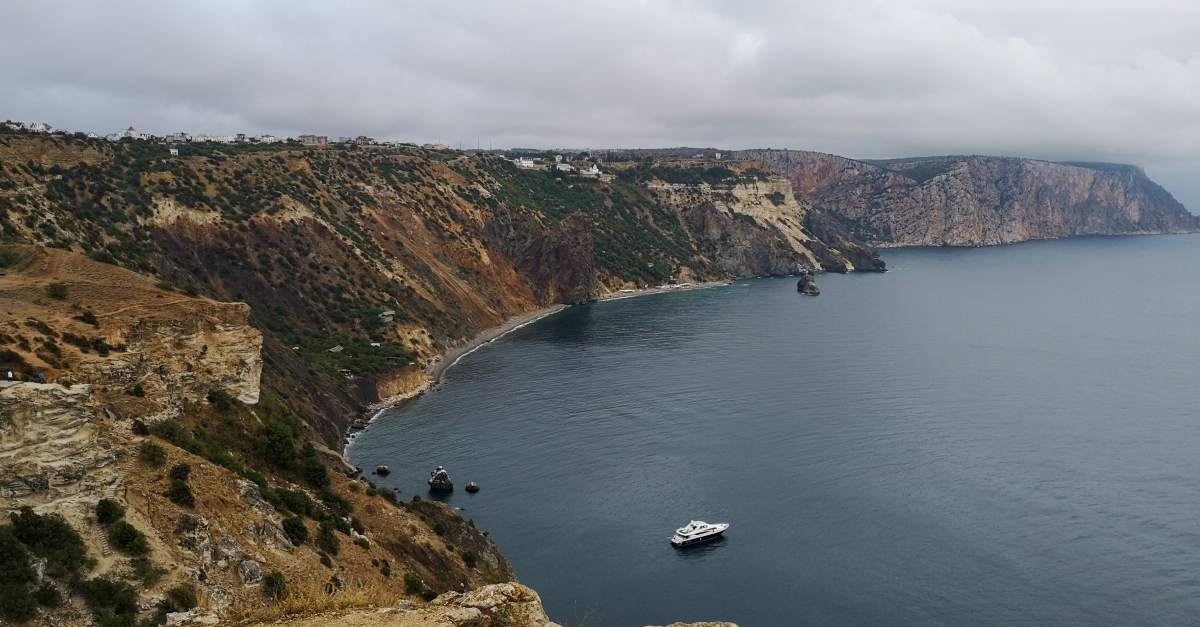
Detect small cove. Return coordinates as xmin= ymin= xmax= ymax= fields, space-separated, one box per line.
xmin=349 ymin=234 xmax=1200 ymax=627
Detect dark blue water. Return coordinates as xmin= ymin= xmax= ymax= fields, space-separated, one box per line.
xmin=348 ymin=235 xmax=1200 ymax=627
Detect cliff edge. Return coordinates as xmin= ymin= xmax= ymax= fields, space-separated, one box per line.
xmin=741 ymin=150 xmax=1199 ymax=247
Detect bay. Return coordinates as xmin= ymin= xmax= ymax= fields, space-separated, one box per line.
xmin=348 ymin=234 xmax=1200 ymax=627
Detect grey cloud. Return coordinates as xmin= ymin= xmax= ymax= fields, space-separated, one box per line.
xmin=2 ymin=0 xmax=1198 ymax=206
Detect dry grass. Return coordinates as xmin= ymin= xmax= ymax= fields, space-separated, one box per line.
xmin=228 ymin=581 xmax=398 ymax=623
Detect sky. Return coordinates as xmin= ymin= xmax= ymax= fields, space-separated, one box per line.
xmin=2 ymin=0 xmax=1199 ymax=209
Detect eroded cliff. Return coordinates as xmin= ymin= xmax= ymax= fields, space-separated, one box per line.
xmin=741 ymin=150 xmax=1199 ymax=247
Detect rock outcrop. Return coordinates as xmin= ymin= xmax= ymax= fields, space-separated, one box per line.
xmin=645 ymin=163 xmax=885 ymax=274
xmin=0 ymin=382 xmax=116 ymax=503
xmin=741 ymin=150 xmax=1199 ymax=247
xmin=797 ymin=273 xmax=819 ymax=295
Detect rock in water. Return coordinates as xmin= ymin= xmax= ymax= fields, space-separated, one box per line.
xmin=374 ymin=465 xmax=390 ymax=476
xmin=428 ymin=466 xmax=454 ymax=491
xmin=797 ymin=273 xmax=820 ymax=295
xmin=465 ymin=482 xmax=480 ymax=492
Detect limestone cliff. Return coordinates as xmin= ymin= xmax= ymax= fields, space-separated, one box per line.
xmin=740 ymin=150 xmax=1199 ymax=247
xmin=0 ymin=134 xmax=886 ymax=450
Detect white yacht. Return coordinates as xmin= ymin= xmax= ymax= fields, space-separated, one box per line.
xmin=670 ymin=520 xmax=729 ymax=547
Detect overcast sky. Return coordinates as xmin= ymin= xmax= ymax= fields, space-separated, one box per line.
xmin=3 ymin=1 xmax=1199 ymax=208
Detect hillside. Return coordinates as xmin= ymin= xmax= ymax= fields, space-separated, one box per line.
xmin=739 ymin=150 xmax=1199 ymax=247
xmin=0 ymin=132 xmax=883 ymax=452
xmin=0 ymin=245 xmax=512 ymax=627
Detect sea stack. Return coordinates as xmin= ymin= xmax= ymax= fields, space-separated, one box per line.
xmin=428 ymin=466 xmax=454 ymax=491
xmin=798 ymin=272 xmax=820 ymax=296
xmin=465 ymin=482 xmax=480 ymax=492
xmin=374 ymin=465 xmax=390 ymax=476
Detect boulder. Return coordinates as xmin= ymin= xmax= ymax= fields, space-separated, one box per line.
xmin=237 ymin=559 xmax=262 ymax=584
xmin=797 ymin=273 xmax=820 ymax=295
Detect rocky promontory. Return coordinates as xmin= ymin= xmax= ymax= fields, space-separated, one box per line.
xmin=741 ymin=150 xmax=1199 ymax=247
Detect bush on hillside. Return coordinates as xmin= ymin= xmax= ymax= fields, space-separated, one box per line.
xmin=0 ymin=526 xmax=38 ymax=622
xmin=403 ymin=573 xmax=424 ymax=594
xmin=9 ymin=506 xmax=87 ymax=578
xmin=206 ymin=388 xmax=236 ymax=411
xmin=282 ymin=517 xmax=308 ymax=545
xmin=72 ymin=576 xmax=140 ymax=626
xmin=167 ymin=585 xmax=198 ymax=610
xmin=264 ymin=571 xmax=288 ymax=599
xmin=95 ymin=498 xmax=126 ymax=524
xmin=45 ymin=283 xmax=69 ymax=300
xmin=108 ymin=520 xmax=149 ymax=555
xmin=316 ymin=520 xmax=340 ymax=555
xmin=139 ymin=441 xmax=167 ymax=467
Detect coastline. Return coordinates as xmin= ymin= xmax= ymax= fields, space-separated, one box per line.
xmin=344 ymin=280 xmax=732 ymax=450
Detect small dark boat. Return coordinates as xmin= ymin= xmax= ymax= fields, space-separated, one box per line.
xmin=465 ymin=482 xmax=480 ymax=492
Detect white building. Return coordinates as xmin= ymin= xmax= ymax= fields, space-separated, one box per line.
xmin=3 ymin=120 xmax=25 ymax=131
xmin=556 ymin=162 xmax=574 ymax=172
xmin=516 ymin=157 xmax=536 ymax=168
xmin=169 ymin=148 xmax=179 ymax=157
xmin=164 ymin=132 xmax=190 ymax=143
xmin=255 ymin=134 xmax=281 ymax=144
xmin=27 ymin=122 xmax=51 ymax=133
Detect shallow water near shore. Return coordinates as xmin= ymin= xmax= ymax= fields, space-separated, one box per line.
xmin=348 ymin=234 xmax=1200 ymax=627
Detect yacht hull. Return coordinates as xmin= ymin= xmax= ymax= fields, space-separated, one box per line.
xmin=670 ymin=529 xmax=726 ymax=547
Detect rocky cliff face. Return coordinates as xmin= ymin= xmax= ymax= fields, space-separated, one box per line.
xmin=741 ymin=150 xmax=1199 ymax=247
xmin=0 ymin=135 xmax=886 ymax=449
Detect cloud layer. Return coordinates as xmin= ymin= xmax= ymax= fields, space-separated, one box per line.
xmin=2 ymin=1 xmax=1198 ymax=204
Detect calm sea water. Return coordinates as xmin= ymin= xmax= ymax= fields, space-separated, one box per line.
xmin=348 ymin=235 xmax=1200 ymax=627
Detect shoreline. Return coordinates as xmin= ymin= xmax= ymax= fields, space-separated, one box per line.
xmin=343 ymin=280 xmax=732 ymax=451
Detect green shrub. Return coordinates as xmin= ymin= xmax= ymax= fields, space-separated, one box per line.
xmin=354 ymin=537 xmax=370 ymax=550
xmin=433 ymin=522 xmax=446 ymax=536
xmin=129 ymin=557 xmax=165 ymax=587
xmin=45 ymin=282 xmax=69 ymax=300
xmin=166 ymin=479 xmax=195 ymax=508
xmin=403 ymin=573 xmax=424 ymax=594
xmin=108 ymin=520 xmax=149 ymax=555
xmin=0 ymin=247 xmax=19 ymax=268
xmin=9 ymin=506 xmax=87 ymax=577
xmin=139 ymin=442 xmax=166 ymax=468
xmin=155 ymin=280 xmax=176 ymax=291
xmin=318 ymin=551 xmax=333 ymax=568
xmin=206 ymin=388 xmax=236 ymax=411
xmin=0 ymin=526 xmax=37 ymax=622
xmin=462 ymin=550 xmax=477 ymax=569
xmin=302 ymin=442 xmax=330 ymax=488
xmin=72 ymin=576 xmax=139 ymax=625
xmin=350 ymin=517 xmax=365 ymax=534
xmin=320 ymin=489 xmax=353 ymax=518
xmin=381 ymin=564 xmax=391 ymax=577
xmin=264 ymin=571 xmax=288 ymax=599
xmin=282 ymin=517 xmax=308 ymax=545
xmin=79 ymin=309 xmax=100 ymax=328
xmin=274 ymin=488 xmax=317 ymax=518
xmin=421 ymin=589 xmax=439 ymax=601
xmin=127 ymin=383 xmax=145 ymax=397
xmin=168 ymin=584 xmax=198 ymax=610
xmin=169 ymin=463 xmax=191 ymax=482
xmin=33 ymin=582 xmax=61 ymax=607
xmin=316 ymin=520 xmax=340 ymax=555
xmin=96 ymin=498 xmax=126 ymax=524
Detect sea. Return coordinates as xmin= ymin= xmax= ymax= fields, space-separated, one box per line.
xmin=347 ymin=234 xmax=1200 ymax=627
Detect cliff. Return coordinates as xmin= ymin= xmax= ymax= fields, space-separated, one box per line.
xmin=0 ymin=134 xmax=883 ymax=451
xmin=740 ymin=150 xmax=1200 ymax=247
